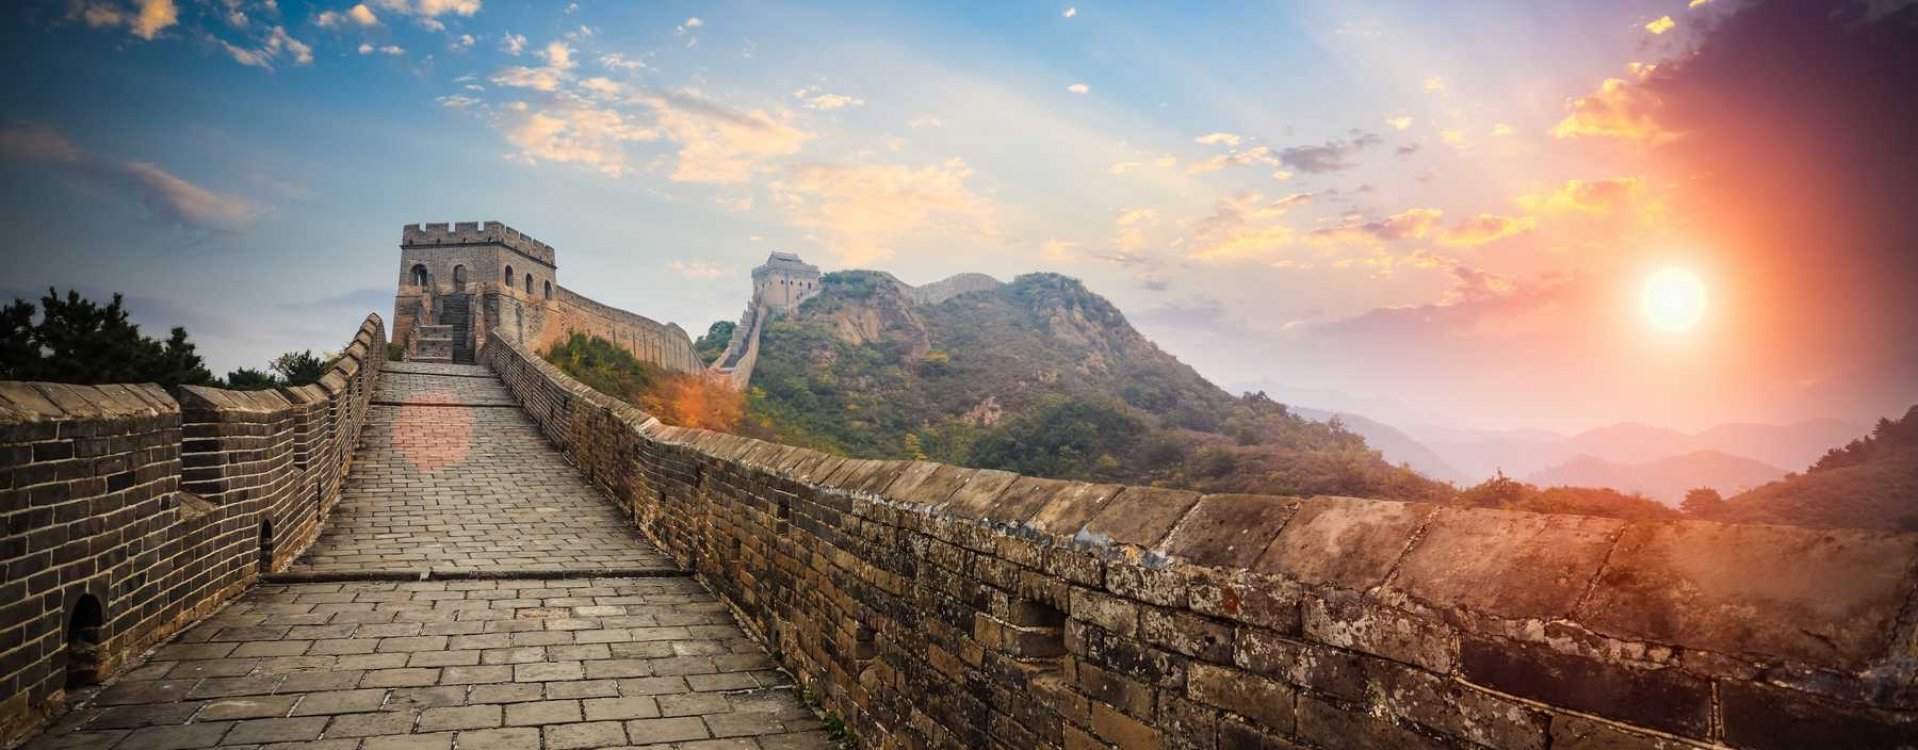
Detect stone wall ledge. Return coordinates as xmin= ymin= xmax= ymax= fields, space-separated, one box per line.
xmin=480 ymin=330 xmax=1918 ymax=748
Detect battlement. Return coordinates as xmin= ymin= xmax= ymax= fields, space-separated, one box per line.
xmin=402 ymin=220 xmax=557 ymax=267
xmin=751 ymin=250 xmax=820 ymax=279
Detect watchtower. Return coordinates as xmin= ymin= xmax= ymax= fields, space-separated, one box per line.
xmin=751 ymin=251 xmax=822 ymax=315
xmin=394 ymin=221 xmax=558 ymax=363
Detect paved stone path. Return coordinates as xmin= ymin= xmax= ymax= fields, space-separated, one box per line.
xmin=289 ymin=364 xmax=676 ymax=577
xmin=24 ymin=364 xmax=832 ymax=749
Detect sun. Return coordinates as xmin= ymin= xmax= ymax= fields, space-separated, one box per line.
xmin=1641 ymin=267 xmax=1707 ymax=332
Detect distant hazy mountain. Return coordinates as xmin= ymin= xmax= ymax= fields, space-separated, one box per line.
xmin=1524 ymin=451 xmax=1787 ymax=506
xmin=1411 ymin=419 xmax=1865 ymax=481
xmin=1293 ymin=406 xmax=1468 ymax=484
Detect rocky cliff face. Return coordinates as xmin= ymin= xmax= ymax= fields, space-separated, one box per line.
xmin=745 ymin=270 xmax=1450 ymax=503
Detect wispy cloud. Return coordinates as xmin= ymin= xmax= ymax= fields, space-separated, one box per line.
xmin=1 ymin=124 xmax=261 ymax=232
xmin=71 ymin=0 xmax=178 ymax=40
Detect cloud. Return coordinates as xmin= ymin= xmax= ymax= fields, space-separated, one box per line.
xmin=1274 ymin=131 xmax=1383 ymax=173
xmin=1551 ymin=76 xmax=1673 ymax=142
xmin=369 ymin=0 xmax=479 ymax=31
xmin=1307 ymin=207 xmax=1442 ymax=246
xmin=0 ymin=124 xmax=86 ymax=163
xmin=1066 ymin=83 xmax=1090 ymax=94
xmin=667 ymin=260 xmax=725 ymax=278
xmin=501 ymin=32 xmax=525 ymax=54
xmin=499 ymin=98 xmax=655 ymax=177
xmin=1517 ymin=176 xmax=1645 ymax=214
xmin=1436 ymin=213 xmax=1535 ymax=246
xmin=771 ymin=158 xmax=994 ymax=264
xmin=1 ymin=124 xmax=261 ymax=232
xmin=908 ymin=116 xmax=944 ymax=129
xmin=1187 ymin=145 xmax=1276 ymax=174
xmin=73 ymin=0 xmax=178 ymax=40
xmin=543 ymin=40 xmax=575 ymax=69
xmin=122 ymin=162 xmax=261 ymax=230
xmin=218 ymin=26 xmax=313 ymax=69
xmin=316 ymin=4 xmax=379 ymax=27
xmin=641 ymin=89 xmax=814 ymax=184
xmin=1384 ymin=116 xmax=1413 ymax=131
xmin=1306 ymin=266 xmax=1580 ymax=343
xmin=1195 ymin=132 xmax=1243 ymax=146
xmin=1645 ymin=15 xmax=1677 ymax=34
xmin=793 ymin=88 xmax=865 ymax=110
xmin=1063 ymin=7 xmax=1077 ymax=18
xmin=1189 ymin=191 xmax=1314 ymax=261
xmin=358 ymin=42 xmax=404 ymax=55
xmin=1423 ymin=76 xmax=1446 ymax=93
xmin=1491 ymin=123 xmax=1515 ymax=136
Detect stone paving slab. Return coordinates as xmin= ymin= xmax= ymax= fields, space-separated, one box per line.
xmin=291 ymin=367 xmax=675 ymax=577
xmin=372 ymin=372 xmax=517 ymax=406
xmin=381 ymin=362 xmax=496 ymax=378
xmin=24 ymin=578 xmax=835 ymax=750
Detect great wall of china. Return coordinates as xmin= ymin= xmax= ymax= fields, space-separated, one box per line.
xmin=3 ymin=221 xmax=1915 ymax=749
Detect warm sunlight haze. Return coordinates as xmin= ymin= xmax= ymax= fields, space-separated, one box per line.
xmin=1642 ymin=266 xmax=1707 ymax=332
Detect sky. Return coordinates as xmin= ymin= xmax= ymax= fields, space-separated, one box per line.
xmin=2 ymin=0 xmax=1914 ymax=434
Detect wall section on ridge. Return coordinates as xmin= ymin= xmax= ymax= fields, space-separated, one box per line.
xmin=482 ymin=331 xmax=1918 ymax=750
xmin=0 ymin=315 xmax=385 ymax=746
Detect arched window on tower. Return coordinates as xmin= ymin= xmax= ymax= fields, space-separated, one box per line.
xmin=525 ymin=273 xmax=534 ymax=294
xmin=452 ymin=265 xmax=468 ymax=291
xmin=410 ymin=264 xmax=430 ymax=288
xmin=504 ymin=265 xmax=514 ymax=287
xmin=544 ymin=281 xmax=552 ymax=299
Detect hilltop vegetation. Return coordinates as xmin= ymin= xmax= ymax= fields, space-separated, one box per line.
xmin=543 ymin=332 xmax=744 ymax=431
xmin=743 ymin=271 xmax=1451 ymax=502
xmin=1699 ymin=406 xmax=1918 ymax=531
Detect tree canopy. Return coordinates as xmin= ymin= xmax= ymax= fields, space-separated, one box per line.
xmin=1 ymin=289 xmax=214 ymax=388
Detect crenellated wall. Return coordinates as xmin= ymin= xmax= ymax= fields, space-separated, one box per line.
xmin=482 ymin=331 xmax=1918 ymax=750
xmin=0 ymin=315 xmax=385 ymax=746
xmin=394 ymin=221 xmax=701 ymax=373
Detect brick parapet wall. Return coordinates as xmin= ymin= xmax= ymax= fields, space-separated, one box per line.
xmin=0 ymin=314 xmax=385 ymax=746
xmin=482 ymin=332 xmax=1918 ymax=749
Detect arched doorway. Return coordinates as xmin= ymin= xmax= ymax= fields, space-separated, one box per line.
xmin=257 ymin=520 xmax=274 ymax=573
xmin=452 ymin=265 xmax=468 ymax=291
xmin=65 ymin=595 xmax=105 ymax=688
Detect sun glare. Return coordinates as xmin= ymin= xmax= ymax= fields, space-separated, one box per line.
xmin=1642 ymin=267 xmax=1707 ymax=332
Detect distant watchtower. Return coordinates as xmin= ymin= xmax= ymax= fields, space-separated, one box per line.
xmin=394 ymin=221 xmax=558 ymax=363
xmin=710 ymin=251 xmax=822 ymax=386
xmin=751 ymin=251 xmax=822 ymax=315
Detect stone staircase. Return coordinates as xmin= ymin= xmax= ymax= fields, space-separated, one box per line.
xmin=410 ymin=294 xmax=472 ymax=364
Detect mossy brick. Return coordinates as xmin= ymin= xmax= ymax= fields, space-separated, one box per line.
xmin=1301 ymin=592 xmax=1454 ymax=673
xmin=1187 ymin=662 xmax=1295 ymax=734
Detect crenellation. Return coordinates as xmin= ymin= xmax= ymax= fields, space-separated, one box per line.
xmin=401 ymin=220 xmax=557 ymax=267
xmin=0 ymin=315 xmax=383 ymax=747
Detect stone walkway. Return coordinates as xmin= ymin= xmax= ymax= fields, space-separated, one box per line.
xmin=288 ymin=364 xmax=676 ymax=577
xmin=24 ymin=364 xmax=832 ymax=749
